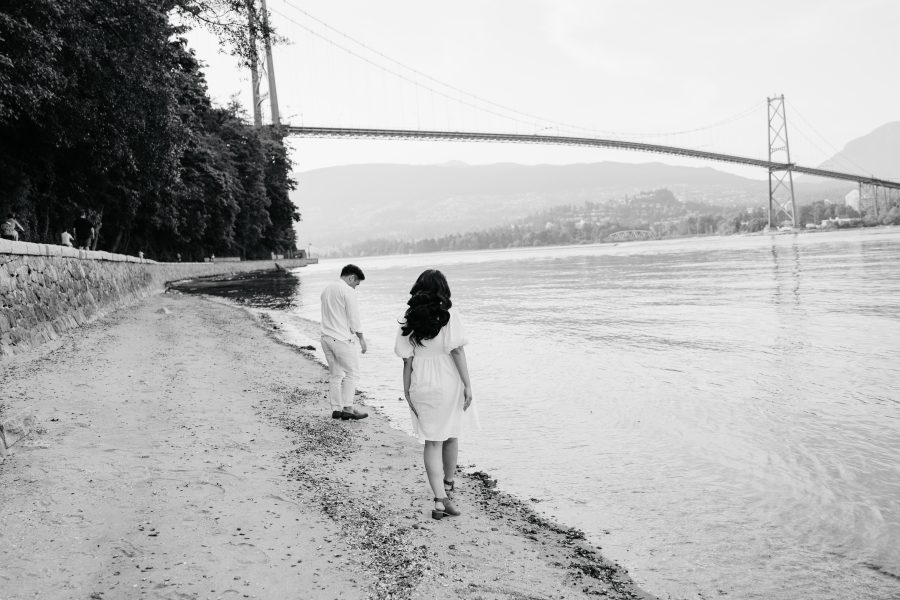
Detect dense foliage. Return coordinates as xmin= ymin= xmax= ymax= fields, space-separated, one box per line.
xmin=0 ymin=0 xmax=298 ymax=260
xmin=335 ymin=189 xmax=900 ymax=257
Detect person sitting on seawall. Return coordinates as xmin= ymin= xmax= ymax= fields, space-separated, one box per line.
xmin=1 ymin=213 xmax=25 ymax=241
xmin=394 ymin=269 xmax=478 ymax=520
xmin=74 ymin=211 xmax=94 ymax=250
xmin=60 ymin=229 xmax=74 ymax=247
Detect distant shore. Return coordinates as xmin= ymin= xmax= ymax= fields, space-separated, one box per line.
xmin=0 ymin=292 xmax=653 ymax=599
xmin=320 ymin=223 xmax=900 ymax=260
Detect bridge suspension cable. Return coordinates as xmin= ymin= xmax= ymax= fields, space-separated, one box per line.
xmin=273 ymin=2 xmax=768 ymax=148
xmin=269 ymin=6 xmax=547 ymax=133
xmin=785 ymin=99 xmax=873 ymax=176
xmin=257 ymin=6 xmax=900 ymax=207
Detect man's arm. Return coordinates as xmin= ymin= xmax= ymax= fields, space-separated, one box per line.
xmin=346 ymin=288 xmax=366 ymax=353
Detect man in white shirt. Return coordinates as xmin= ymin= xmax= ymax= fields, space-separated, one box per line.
xmin=320 ymin=264 xmax=368 ymax=420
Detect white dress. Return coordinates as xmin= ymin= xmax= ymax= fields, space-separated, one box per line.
xmin=394 ymin=310 xmax=479 ymax=442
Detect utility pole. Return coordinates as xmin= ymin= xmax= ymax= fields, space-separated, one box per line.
xmin=260 ymin=0 xmax=280 ymax=126
xmin=247 ymin=0 xmax=262 ymax=127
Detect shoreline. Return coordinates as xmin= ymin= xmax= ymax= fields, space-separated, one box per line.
xmin=0 ymin=292 xmax=654 ymax=599
xmin=250 ymin=309 xmax=651 ymax=599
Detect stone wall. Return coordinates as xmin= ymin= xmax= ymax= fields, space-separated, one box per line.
xmin=0 ymin=238 xmax=313 ymax=357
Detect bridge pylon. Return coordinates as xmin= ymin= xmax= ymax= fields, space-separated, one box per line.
xmin=767 ymin=95 xmax=797 ymax=228
xmin=260 ymin=0 xmax=280 ymax=126
xmin=246 ymin=0 xmax=280 ymax=127
xmin=857 ymin=182 xmax=898 ymax=218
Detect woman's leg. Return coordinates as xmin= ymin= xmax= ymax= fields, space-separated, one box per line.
xmin=424 ymin=441 xmax=446 ymax=504
xmin=442 ymin=437 xmax=458 ymax=490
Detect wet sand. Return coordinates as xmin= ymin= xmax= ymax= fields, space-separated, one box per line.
xmin=0 ymin=292 xmax=654 ymax=600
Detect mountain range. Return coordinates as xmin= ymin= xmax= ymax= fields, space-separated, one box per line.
xmin=293 ymin=122 xmax=899 ymax=251
xmin=814 ymin=122 xmax=900 ymax=180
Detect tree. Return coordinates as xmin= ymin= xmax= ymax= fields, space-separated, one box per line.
xmin=0 ymin=1 xmax=299 ymax=259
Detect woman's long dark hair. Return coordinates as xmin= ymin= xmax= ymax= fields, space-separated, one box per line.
xmin=401 ymin=269 xmax=453 ymax=346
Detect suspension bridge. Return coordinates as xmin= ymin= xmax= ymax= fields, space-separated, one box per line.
xmin=244 ymin=2 xmax=900 ymax=229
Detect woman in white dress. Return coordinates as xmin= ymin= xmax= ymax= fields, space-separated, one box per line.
xmin=394 ymin=270 xmax=474 ymax=520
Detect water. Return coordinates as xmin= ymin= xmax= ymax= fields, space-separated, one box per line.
xmin=179 ymin=228 xmax=900 ymax=600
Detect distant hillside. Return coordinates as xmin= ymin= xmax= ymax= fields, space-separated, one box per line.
xmin=294 ymin=161 xmax=774 ymax=250
xmin=335 ymin=188 xmax=771 ymax=258
xmin=294 ymin=121 xmax=900 ymax=251
xmin=816 ymin=122 xmax=900 ymax=181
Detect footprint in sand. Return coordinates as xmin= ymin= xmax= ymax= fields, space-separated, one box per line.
xmin=177 ymin=480 xmax=227 ymax=502
xmin=227 ymin=542 xmax=270 ymax=565
xmin=113 ymin=540 xmax=140 ymax=558
xmin=265 ymin=494 xmax=300 ymax=506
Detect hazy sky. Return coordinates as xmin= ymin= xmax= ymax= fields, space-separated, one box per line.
xmin=187 ymin=0 xmax=899 ymax=178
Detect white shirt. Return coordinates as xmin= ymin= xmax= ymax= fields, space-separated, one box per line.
xmin=60 ymin=232 xmax=74 ymax=247
xmin=320 ymin=279 xmax=362 ymax=341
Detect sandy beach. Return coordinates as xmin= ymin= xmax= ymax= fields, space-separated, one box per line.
xmin=0 ymin=291 xmax=653 ymax=600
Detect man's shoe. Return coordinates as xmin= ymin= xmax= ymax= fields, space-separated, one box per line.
xmin=331 ymin=410 xmax=343 ymax=419
xmin=340 ymin=408 xmax=369 ymax=420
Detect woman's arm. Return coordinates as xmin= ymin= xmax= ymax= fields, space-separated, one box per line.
xmin=450 ymin=346 xmax=473 ymax=410
xmin=402 ymin=357 xmax=418 ymax=417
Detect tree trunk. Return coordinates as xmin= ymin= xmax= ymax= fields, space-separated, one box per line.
xmin=92 ymin=222 xmax=102 ymax=250
xmin=42 ymin=204 xmax=50 ymax=243
xmin=111 ymin=229 xmax=123 ymax=254
xmin=91 ymin=208 xmax=104 ymax=250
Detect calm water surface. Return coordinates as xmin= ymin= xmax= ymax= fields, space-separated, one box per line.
xmin=189 ymin=228 xmax=900 ymax=600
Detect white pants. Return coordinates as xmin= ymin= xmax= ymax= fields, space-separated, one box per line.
xmin=320 ymin=335 xmax=360 ymax=410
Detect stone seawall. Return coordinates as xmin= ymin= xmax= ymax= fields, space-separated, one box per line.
xmin=0 ymin=239 xmax=313 ymax=357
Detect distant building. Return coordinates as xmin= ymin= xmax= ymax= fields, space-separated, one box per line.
xmin=845 ymin=189 xmax=860 ymax=211
xmin=821 ymin=217 xmax=863 ymax=228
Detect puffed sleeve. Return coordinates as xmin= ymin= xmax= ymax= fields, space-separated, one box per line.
xmin=443 ymin=311 xmax=468 ymax=352
xmin=394 ymin=320 xmax=415 ymax=359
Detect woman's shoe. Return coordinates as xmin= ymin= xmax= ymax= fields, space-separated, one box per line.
xmin=431 ymin=497 xmax=461 ymax=520
xmin=443 ymin=479 xmax=455 ymax=495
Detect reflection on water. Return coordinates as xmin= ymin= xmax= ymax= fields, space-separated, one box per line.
xmin=172 ymin=270 xmax=300 ymax=310
xmin=179 ymin=229 xmax=900 ymax=600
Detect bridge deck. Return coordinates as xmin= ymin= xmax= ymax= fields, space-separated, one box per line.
xmin=287 ymin=126 xmax=900 ymax=189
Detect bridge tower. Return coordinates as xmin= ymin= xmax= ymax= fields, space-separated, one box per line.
xmin=246 ymin=0 xmax=281 ymax=127
xmin=767 ymin=95 xmax=797 ymax=228
xmin=246 ymin=0 xmax=262 ymax=127
xmin=260 ymin=0 xmax=280 ymax=125
xmin=858 ymin=183 xmax=877 ymax=217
